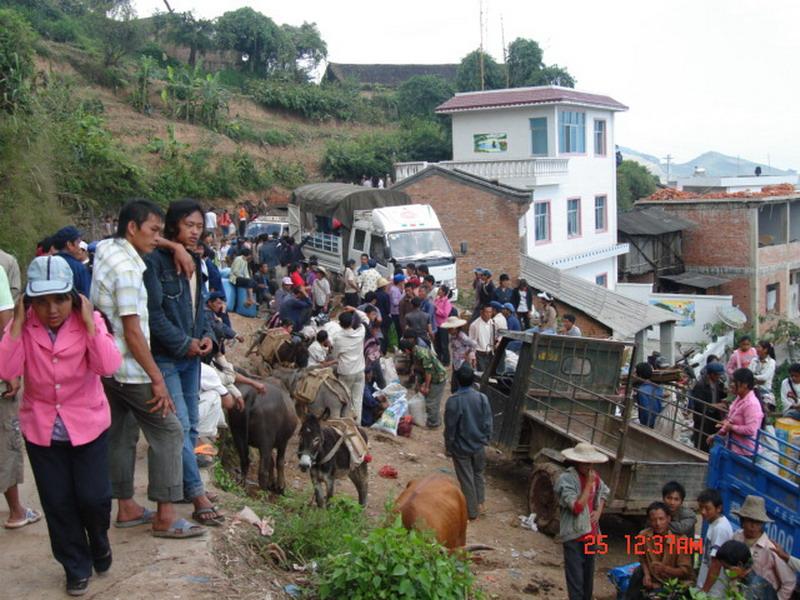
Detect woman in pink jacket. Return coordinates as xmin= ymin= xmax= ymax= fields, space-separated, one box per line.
xmin=710 ymin=367 xmax=763 ymax=456
xmin=0 ymin=255 xmax=122 ymax=597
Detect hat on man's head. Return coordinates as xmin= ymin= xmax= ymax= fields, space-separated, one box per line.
xmin=282 ymin=277 xmax=293 ymax=286
xmin=482 ymin=269 xmax=492 ymax=276
xmin=473 ymin=267 xmax=484 ymax=273
xmin=561 ymin=442 xmax=608 ymax=464
xmin=208 ymin=291 xmax=226 ymax=302
xmin=503 ymin=302 xmax=515 ymax=313
xmin=706 ymin=362 xmax=725 ymax=375
xmin=52 ymin=225 xmax=82 ymax=246
xmin=25 ymin=255 xmax=74 ymax=297
xmin=537 ymin=291 xmax=553 ymax=301
xmin=376 ymin=277 xmax=390 ymax=288
xmin=439 ymin=316 xmax=467 ymax=329
xmin=393 ymin=273 xmax=406 ymax=283
xmin=732 ymin=495 xmax=772 ymax=523
xmin=489 ymin=300 xmax=504 ymax=311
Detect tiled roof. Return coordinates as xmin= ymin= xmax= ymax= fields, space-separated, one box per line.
xmin=392 ymin=165 xmax=531 ymax=203
xmin=617 ymin=208 xmax=695 ymax=236
xmin=436 ymin=86 xmax=628 ymax=113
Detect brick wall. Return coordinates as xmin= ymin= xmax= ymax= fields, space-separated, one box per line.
xmin=396 ymin=173 xmax=528 ymax=291
xmin=552 ymin=301 xmax=612 ymax=338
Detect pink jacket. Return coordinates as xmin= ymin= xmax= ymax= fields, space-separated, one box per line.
xmin=721 ymin=390 xmax=763 ymax=455
xmin=726 ymin=347 xmax=757 ymax=378
xmin=434 ymin=296 xmax=453 ymax=327
xmin=0 ymin=309 xmax=122 ymax=447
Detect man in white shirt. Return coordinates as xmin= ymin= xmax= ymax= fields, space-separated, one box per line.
xmin=332 ymin=307 xmax=368 ymax=421
xmin=308 ymin=330 xmax=335 ymax=368
xmin=204 ymin=208 xmax=218 ymax=239
xmin=490 ymin=301 xmax=507 ymax=332
xmin=469 ymin=305 xmax=496 ymax=373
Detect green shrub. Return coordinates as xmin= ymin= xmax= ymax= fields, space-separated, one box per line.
xmin=0 ymin=8 xmax=37 ymax=113
xmin=261 ymin=128 xmax=293 ymax=147
xmin=265 ymin=158 xmax=306 ymax=188
xmin=316 ymin=518 xmax=480 ymax=600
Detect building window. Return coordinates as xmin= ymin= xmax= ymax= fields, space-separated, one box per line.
xmin=594 ymin=195 xmax=607 ymax=231
xmin=567 ymin=198 xmax=581 ymax=237
xmin=534 ymin=201 xmax=550 ymax=243
xmin=530 ymin=117 xmax=548 ymax=156
xmin=593 ymin=119 xmax=607 ymax=156
xmin=558 ymin=111 xmax=586 ymax=153
xmin=766 ymin=282 xmax=780 ymax=312
xmin=596 ymin=273 xmax=608 ymax=288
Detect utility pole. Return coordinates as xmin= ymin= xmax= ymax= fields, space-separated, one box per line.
xmin=479 ymin=0 xmax=485 ymax=90
xmin=500 ymin=13 xmax=509 ymax=87
xmin=662 ymin=154 xmax=673 ymax=184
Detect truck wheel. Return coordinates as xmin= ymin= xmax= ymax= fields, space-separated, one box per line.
xmin=528 ymin=462 xmax=564 ymax=536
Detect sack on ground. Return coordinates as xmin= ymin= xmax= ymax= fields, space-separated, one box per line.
xmin=371 ymin=395 xmax=408 ymax=436
xmin=406 ymin=392 xmax=427 ymax=427
xmin=381 ymin=356 xmax=399 ymax=384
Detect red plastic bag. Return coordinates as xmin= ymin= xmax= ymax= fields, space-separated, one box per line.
xmin=397 ymin=415 xmax=413 ymax=438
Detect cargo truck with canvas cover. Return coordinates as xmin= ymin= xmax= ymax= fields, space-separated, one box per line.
xmin=289 ymin=183 xmax=457 ymax=293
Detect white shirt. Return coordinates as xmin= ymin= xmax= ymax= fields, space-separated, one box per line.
xmin=312 ymin=277 xmax=331 ymax=307
xmin=779 ymin=377 xmax=800 ymax=414
xmin=308 ymin=341 xmax=329 ymax=367
xmin=748 ymin=356 xmax=776 ymax=394
xmin=332 ymin=309 xmax=367 ymax=376
xmin=205 ymin=211 xmax=217 ymax=231
xmin=469 ymin=318 xmax=495 ymax=353
xmin=493 ymin=313 xmax=507 ymax=331
xmin=517 ymin=289 xmax=528 ymax=313
xmin=697 ymin=515 xmax=733 ymax=593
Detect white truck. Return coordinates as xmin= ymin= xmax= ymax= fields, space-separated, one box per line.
xmin=289 ymin=183 xmax=457 ymax=295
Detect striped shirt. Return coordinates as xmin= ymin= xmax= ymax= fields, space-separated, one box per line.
xmin=90 ymin=238 xmax=151 ymax=384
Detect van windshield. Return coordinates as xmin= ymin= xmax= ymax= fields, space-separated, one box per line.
xmin=245 ymin=222 xmax=284 ymax=239
xmin=387 ymin=230 xmax=453 ymax=261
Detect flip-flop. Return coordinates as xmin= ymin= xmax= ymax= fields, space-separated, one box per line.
xmin=151 ymin=518 xmax=206 ymax=539
xmin=4 ymin=507 xmax=42 ymax=529
xmin=192 ymin=507 xmax=225 ymax=527
xmin=194 ymin=444 xmax=218 ymax=456
xmin=114 ymin=507 xmax=156 ymax=529
xmin=176 ymin=491 xmax=220 ymax=504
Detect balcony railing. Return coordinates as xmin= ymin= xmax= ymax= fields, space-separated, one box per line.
xmin=394 ymin=157 xmax=569 ymax=184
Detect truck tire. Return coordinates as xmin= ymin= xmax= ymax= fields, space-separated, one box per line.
xmin=528 ymin=462 xmax=564 ymax=536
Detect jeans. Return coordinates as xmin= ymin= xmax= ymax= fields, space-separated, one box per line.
xmin=452 ymin=447 xmax=486 ymax=519
xmin=156 ymin=356 xmax=205 ymax=500
xmin=26 ymin=431 xmax=111 ymax=583
xmin=563 ymin=539 xmax=595 ymax=600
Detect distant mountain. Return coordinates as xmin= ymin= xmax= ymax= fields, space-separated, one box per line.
xmin=619 ymin=146 xmax=796 ymax=182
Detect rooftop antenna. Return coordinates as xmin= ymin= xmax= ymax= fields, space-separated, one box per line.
xmin=500 ymin=13 xmax=509 ymax=87
xmin=662 ymin=154 xmax=673 ymax=183
xmin=479 ymin=0 xmax=485 ymax=90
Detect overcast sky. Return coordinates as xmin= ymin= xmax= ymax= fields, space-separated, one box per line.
xmin=133 ymin=0 xmax=800 ymax=170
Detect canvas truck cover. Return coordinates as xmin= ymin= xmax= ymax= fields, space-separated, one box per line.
xmin=290 ymin=183 xmax=410 ymax=229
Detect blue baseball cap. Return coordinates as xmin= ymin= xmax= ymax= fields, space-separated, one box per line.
xmin=208 ymin=291 xmax=226 ymax=301
xmin=503 ymin=302 xmax=515 ymax=312
xmin=489 ymin=301 xmax=504 ymax=311
xmin=26 ymin=255 xmax=74 ymax=297
xmin=706 ymin=362 xmax=725 ymax=375
xmin=393 ymin=273 xmax=406 ymax=283
xmin=52 ymin=225 xmax=82 ymax=246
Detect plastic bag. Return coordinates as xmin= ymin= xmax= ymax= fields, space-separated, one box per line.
xmin=371 ymin=395 xmax=408 ymax=436
xmin=406 ymin=392 xmax=427 ymax=427
xmin=607 ymin=562 xmax=640 ymax=594
xmin=381 ymin=357 xmax=399 ymax=384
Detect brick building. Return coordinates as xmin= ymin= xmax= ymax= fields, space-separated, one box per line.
xmin=392 ymin=165 xmax=531 ymax=290
xmin=639 ymin=193 xmax=800 ymax=335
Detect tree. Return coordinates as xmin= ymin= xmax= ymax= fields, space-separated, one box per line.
xmin=215 ymin=7 xmax=281 ymax=74
xmin=165 ymin=11 xmax=214 ymax=67
xmin=617 ymin=160 xmax=658 ymax=211
xmin=396 ymin=75 xmax=454 ymax=120
xmin=91 ymin=10 xmax=143 ymax=67
xmin=279 ymin=22 xmax=327 ymax=81
xmin=0 ymin=8 xmax=36 ymax=113
xmin=507 ymin=38 xmax=543 ymax=87
xmin=529 ymin=64 xmax=575 ymax=87
xmin=456 ymin=50 xmax=505 ymax=92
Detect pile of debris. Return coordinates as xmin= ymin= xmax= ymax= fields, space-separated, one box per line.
xmin=646 ymin=183 xmax=796 ymax=201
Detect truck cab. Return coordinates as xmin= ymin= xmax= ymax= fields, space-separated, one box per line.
xmin=349 ymin=205 xmax=457 ymax=296
xmin=244 ymin=215 xmax=288 ymax=240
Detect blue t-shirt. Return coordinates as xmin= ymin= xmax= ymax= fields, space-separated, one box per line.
xmin=636 ymin=381 xmax=663 ymax=428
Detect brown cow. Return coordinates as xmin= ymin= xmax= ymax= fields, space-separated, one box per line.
xmin=396 ymin=474 xmax=471 ymax=550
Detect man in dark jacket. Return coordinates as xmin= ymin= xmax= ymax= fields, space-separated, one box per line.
xmin=52 ymin=225 xmax=91 ymax=296
xmin=492 ymin=273 xmax=514 ymax=304
xmin=143 ymin=199 xmax=222 ymax=526
xmin=279 ymin=286 xmax=312 ymax=331
xmin=444 ymin=364 xmax=492 ymax=520
xmin=689 ymin=361 xmax=727 ymax=452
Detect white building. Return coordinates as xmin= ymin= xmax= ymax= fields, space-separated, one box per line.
xmin=394 ymin=85 xmax=629 ymax=289
xmin=673 ymin=173 xmax=799 ymax=194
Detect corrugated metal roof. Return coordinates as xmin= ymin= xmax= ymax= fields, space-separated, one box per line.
xmin=436 ymin=86 xmax=628 ymax=114
xmin=617 ymin=208 xmax=696 ymax=235
xmin=520 ymin=255 xmax=676 ymax=338
xmin=659 ymin=272 xmax=730 ymax=289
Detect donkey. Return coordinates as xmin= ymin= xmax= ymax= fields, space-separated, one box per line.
xmin=269 ymin=366 xmax=349 ymax=419
xmin=227 ymin=382 xmax=298 ymax=494
xmin=297 ymin=409 xmax=369 ymax=508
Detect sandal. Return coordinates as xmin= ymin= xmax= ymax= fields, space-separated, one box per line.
xmin=114 ymin=507 xmax=156 ymax=529
xmin=192 ymin=507 xmax=225 ymax=527
xmin=176 ymin=491 xmax=220 ymax=504
xmin=4 ymin=507 xmax=42 ymax=529
xmin=151 ymin=518 xmax=206 ymax=539
xmin=194 ymin=444 xmax=218 ymax=457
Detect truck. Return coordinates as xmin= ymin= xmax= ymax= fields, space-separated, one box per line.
xmin=288 ymin=183 xmax=458 ymax=294
xmin=244 ymin=214 xmax=289 ymax=240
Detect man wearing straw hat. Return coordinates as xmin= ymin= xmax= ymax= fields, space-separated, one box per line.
xmin=731 ymin=496 xmax=796 ymax=599
xmin=440 ymin=315 xmax=477 ymax=392
xmin=554 ymin=442 xmax=610 ymax=600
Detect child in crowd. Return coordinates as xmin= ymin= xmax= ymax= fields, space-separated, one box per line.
xmin=731 ymin=495 xmax=795 ymax=599
xmin=727 ymin=335 xmax=757 ymax=379
xmin=634 ymin=362 xmax=663 ymax=428
xmin=308 ymin=330 xmax=335 ymax=368
xmin=696 ymin=488 xmax=734 ymax=597
xmin=0 ymin=256 xmax=122 ymax=596
xmin=778 ymin=362 xmax=800 ymax=419
xmin=715 ymin=540 xmax=780 ymax=600
xmin=661 ymin=481 xmax=696 ymax=537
